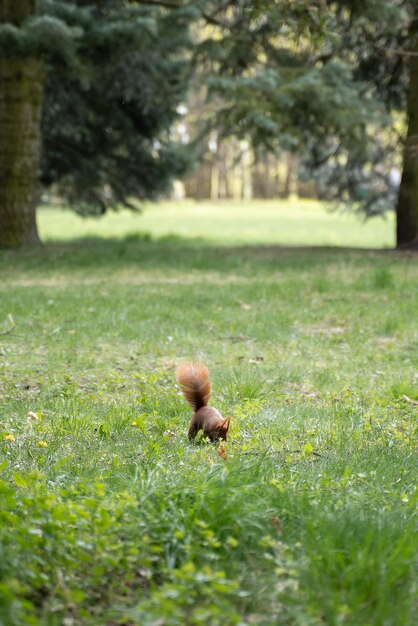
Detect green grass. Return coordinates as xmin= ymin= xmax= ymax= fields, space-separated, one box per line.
xmin=38 ymin=199 xmax=395 ymax=248
xmin=0 ymin=207 xmax=416 ymax=625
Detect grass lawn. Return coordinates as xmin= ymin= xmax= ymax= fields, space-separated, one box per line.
xmin=38 ymin=199 xmax=395 ymax=248
xmin=0 ymin=204 xmax=416 ymax=625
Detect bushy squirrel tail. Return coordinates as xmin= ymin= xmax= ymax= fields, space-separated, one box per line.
xmin=176 ymin=363 xmax=211 ymax=411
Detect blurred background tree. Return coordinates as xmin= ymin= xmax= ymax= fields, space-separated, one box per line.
xmin=0 ymin=0 xmax=194 ymax=246
xmin=185 ymin=0 xmax=415 ymax=246
xmin=0 ymin=0 xmax=416 ymax=247
xmin=40 ymin=1 xmax=194 ymax=215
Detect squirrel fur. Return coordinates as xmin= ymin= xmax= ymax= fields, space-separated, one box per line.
xmin=176 ymin=363 xmax=230 ymax=441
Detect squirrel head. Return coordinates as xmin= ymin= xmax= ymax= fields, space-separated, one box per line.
xmin=209 ymin=417 xmax=231 ymax=442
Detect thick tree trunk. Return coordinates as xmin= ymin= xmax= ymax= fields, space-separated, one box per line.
xmin=0 ymin=1 xmax=43 ymax=247
xmin=396 ymin=16 xmax=418 ymax=249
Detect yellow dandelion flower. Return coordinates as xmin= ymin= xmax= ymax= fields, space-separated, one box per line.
xmin=36 ymin=441 xmax=48 ymax=448
xmin=4 ymin=434 xmax=15 ymax=442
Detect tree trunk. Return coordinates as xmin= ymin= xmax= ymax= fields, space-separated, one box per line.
xmin=396 ymin=16 xmax=418 ymax=249
xmin=0 ymin=1 xmax=43 ymax=247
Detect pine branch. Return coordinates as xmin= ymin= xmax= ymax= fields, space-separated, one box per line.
xmin=131 ymin=0 xmax=231 ymax=28
xmin=129 ymin=0 xmax=184 ymax=9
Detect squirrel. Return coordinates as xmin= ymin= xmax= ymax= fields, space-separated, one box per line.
xmin=176 ymin=363 xmax=230 ymax=442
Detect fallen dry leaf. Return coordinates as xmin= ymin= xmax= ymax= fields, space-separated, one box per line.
xmin=249 ymin=355 xmax=264 ymax=364
xmin=402 ymin=395 xmax=418 ymax=406
xmin=271 ymin=516 xmax=282 ymax=534
xmin=300 ymin=390 xmax=319 ymax=399
xmin=218 ymin=444 xmax=227 ymax=460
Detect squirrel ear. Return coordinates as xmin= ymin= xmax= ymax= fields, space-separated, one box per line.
xmin=223 ymin=417 xmax=231 ymax=430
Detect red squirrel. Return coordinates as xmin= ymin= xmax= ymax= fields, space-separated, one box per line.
xmin=176 ymin=363 xmax=230 ymax=441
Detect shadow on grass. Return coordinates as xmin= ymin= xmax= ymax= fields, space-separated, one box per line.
xmin=0 ymin=232 xmax=413 ymax=277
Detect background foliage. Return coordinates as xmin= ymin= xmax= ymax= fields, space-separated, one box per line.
xmin=1 ymin=0 xmax=414 ymax=217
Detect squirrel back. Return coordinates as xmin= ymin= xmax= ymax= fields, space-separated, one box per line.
xmin=176 ymin=362 xmax=211 ymax=411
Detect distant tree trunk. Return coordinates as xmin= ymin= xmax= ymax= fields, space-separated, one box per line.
xmin=0 ymin=1 xmax=43 ymax=247
xmin=282 ymin=153 xmax=298 ymax=199
xmin=396 ymin=16 xmax=418 ymax=249
xmin=210 ymin=157 xmax=220 ymax=200
xmin=282 ymin=157 xmax=292 ymax=199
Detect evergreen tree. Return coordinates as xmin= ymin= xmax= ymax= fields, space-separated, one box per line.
xmin=193 ymin=0 xmax=413 ymax=237
xmin=40 ymin=0 xmax=193 ymax=215
xmin=0 ymin=0 xmax=194 ymax=246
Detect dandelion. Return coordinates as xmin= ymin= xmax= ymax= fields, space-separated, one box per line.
xmin=4 ymin=434 xmax=15 ymax=442
xmin=36 ymin=440 xmax=48 ymax=447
